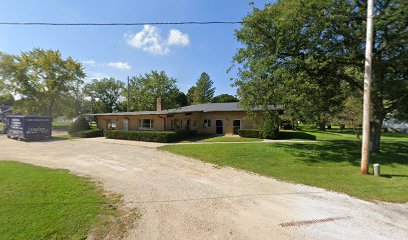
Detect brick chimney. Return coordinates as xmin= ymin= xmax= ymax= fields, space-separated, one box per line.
xmin=156 ymin=98 xmax=163 ymax=111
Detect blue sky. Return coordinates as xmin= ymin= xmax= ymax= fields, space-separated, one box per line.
xmin=1 ymin=0 xmax=272 ymax=95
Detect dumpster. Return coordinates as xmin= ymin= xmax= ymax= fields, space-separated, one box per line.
xmin=6 ymin=115 xmax=52 ymax=141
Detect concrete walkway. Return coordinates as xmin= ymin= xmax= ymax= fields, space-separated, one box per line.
xmin=0 ymin=135 xmax=407 ymax=240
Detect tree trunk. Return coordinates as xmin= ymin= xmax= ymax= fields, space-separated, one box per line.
xmin=370 ymin=98 xmax=386 ymax=153
xmin=48 ymin=99 xmax=55 ymax=117
xmin=353 ymin=124 xmax=360 ymax=139
xmin=370 ymin=115 xmax=383 ymax=153
xmin=319 ymin=121 xmax=326 ymax=131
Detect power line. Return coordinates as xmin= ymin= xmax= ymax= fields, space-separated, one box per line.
xmin=0 ymin=21 xmax=244 ymax=26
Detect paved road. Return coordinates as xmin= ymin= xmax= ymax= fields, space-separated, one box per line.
xmin=0 ymin=135 xmax=407 ymax=240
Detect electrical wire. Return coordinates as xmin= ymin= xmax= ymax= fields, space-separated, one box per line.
xmin=0 ymin=21 xmax=244 ymax=26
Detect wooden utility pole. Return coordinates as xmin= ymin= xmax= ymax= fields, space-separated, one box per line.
xmin=361 ymin=0 xmax=374 ymax=175
xmin=127 ymin=76 xmax=130 ymax=112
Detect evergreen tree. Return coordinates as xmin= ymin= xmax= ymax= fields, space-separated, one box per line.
xmin=192 ymin=72 xmax=215 ymax=104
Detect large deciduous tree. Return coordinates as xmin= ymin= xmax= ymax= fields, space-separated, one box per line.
xmin=0 ymin=49 xmax=85 ymax=116
xmin=0 ymin=78 xmax=14 ymax=106
xmin=128 ymin=70 xmax=183 ymax=111
xmin=232 ymin=0 xmax=407 ymax=152
xmin=84 ymin=78 xmax=124 ymax=113
xmin=192 ymin=72 xmax=215 ymax=104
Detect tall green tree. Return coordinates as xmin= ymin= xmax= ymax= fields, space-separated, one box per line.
xmin=174 ymin=91 xmax=188 ymax=107
xmin=211 ymin=94 xmax=238 ymax=103
xmin=186 ymin=86 xmax=197 ymax=105
xmin=232 ymin=0 xmax=408 ymax=152
xmin=0 ymin=78 xmax=14 ymax=106
xmin=0 ymin=49 xmax=85 ymax=116
xmin=129 ymin=70 xmax=183 ymax=111
xmin=84 ymin=78 xmax=124 ymax=113
xmin=192 ymin=72 xmax=215 ymax=104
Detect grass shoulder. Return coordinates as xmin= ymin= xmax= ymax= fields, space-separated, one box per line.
xmin=52 ymin=122 xmax=71 ymax=131
xmin=0 ymin=161 xmax=138 ymax=239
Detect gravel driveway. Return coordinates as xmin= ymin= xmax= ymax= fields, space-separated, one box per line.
xmin=0 ymin=135 xmax=407 ymax=240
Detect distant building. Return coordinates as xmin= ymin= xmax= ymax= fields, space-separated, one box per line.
xmin=383 ymin=119 xmax=408 ymax=134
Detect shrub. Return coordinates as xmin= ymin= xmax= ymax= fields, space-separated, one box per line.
xmin=262 ymin=110 xmax=279 ymax=139
xmin=175 ymin=129 xmax=198 ymax=137
xmin=72 ymin=128 xmax=103 ymax=138
xmin=239 ymin=129 xmax=261 ymax=138
xmin=68 ymin=117 xmax=90 ymax=135
xmin=281 ymin=121 xmax=294 ymax=130
xmin=104 ymin=130 xmax=190 ymax=143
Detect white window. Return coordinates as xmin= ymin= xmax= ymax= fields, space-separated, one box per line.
xmin=107 ymin=119 xmax=116 ymax=130
xmin=139 ymin=119 xmax=154 ymax=130
xmin=203 ymin=119 xmax=212 ymax=128
xmin=122 ymin=118 xmax=129 ymax=131
xmin=192 ymin=120 xmax=198 ymax=129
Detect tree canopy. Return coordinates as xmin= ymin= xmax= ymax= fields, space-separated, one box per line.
xmin=192 ymin=72 xmax=215 ymax=104
xmin=0 ymin=48 xmax=85 ymax=116
xmin=84 ymin=78 xmax=124 ymax=113
xmin=211 ymin=94 xmax=238 ymax=103
xmin=128 ymin=70 xmax=184 ymax=111
xmin=186 ymin=86 xmax=197 ymax=105
xmin=232 ymin=0 xmax=407 ymax=152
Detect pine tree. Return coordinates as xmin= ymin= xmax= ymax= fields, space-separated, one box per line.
xmin=193 ymin=72 xmax=215 ymax=104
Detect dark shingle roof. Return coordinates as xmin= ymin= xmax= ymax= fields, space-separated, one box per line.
xmin=163 ymin=102 xmax=277 ymax=113
xmin=86 ymin=111 xmax=160 ymax=116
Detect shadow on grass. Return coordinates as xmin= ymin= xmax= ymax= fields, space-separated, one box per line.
xmin=178 ymin=135 xmax=217 ymax=143
xmin=276 ymin=131 xmax=316 ymax=140
xmin=381 ymin=174 xmax=408 ymax=178
xmin=276 ymin=140 xmax=408 ymax=167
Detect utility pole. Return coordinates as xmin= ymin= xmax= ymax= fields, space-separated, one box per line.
xmin=361 ymin=0 xmax=374 ymax=175
xmin=127 ymin=76 xmax=130 ymax=112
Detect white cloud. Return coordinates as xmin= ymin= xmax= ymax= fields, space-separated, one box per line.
xmin=167 ymin=29 xmax=190 ymax=47
xmin=125 ymin=25 xmax=190 ymax=55
xmin=107 ymin=62 xmax=132 ymax=70
xmin=86 ymin=71 xmax=110 ymax=81
xmin=82 ymin=59 xmax=96 ymax=66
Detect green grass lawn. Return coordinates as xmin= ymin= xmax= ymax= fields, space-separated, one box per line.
xmin=201 ymin=136 xmax=262 ymax=142
xmin=52 ymin=122 xmax=71 ymax=131
xmin=0 ymin=161 xmax=117 ymax=239
xmin=161 ymin=130 xmax=408 ymax=203
xmin=52 ymin=134 xmax=79 ymax=141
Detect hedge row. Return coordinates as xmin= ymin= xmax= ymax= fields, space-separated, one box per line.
xmin=238 ymin=129 xmax=262 ymax=138
xmin=104 ymin=130 xmax=191 ymax=143
xmin=239 ymin=129 xmax=316 ymax=140
xmin=72 ymin=128 xmax=104 ymax=138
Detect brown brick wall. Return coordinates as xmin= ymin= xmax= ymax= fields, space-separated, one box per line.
xmin=96 ymin=111 xmax=260 ymax=135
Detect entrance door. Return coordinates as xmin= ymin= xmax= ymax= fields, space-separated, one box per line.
xmin=216 ymin=120 xmax=223 ymax=134
xmin=233 ymin=120 xmax=241 ymax=135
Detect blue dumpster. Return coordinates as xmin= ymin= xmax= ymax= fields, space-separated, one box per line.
xmin=6 ymin=115 xmax=52 ymax=141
